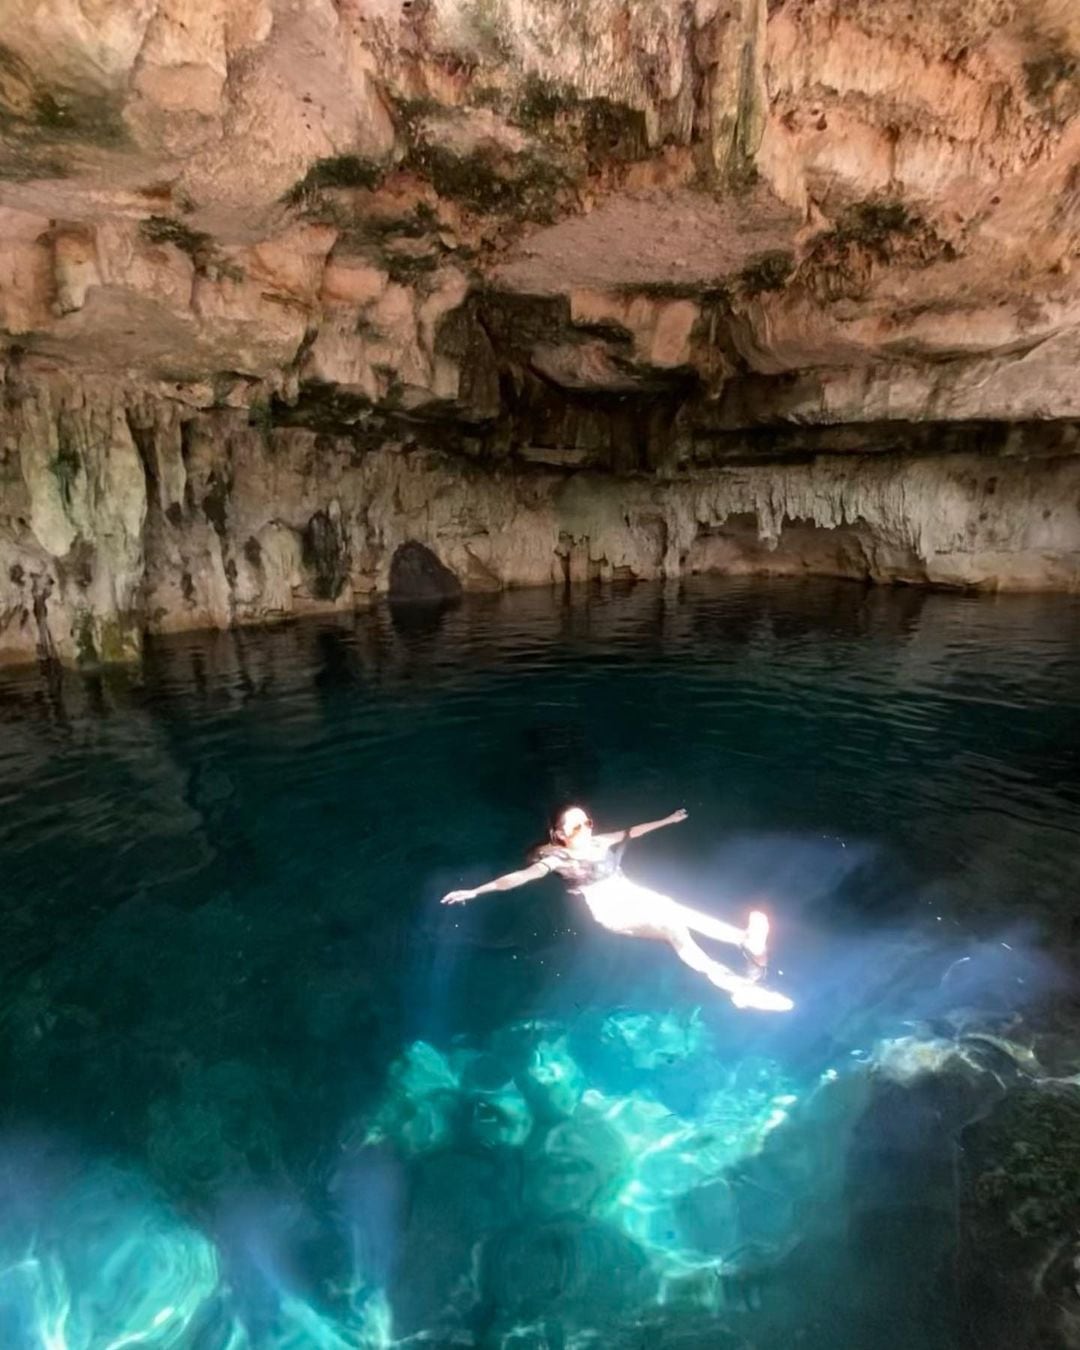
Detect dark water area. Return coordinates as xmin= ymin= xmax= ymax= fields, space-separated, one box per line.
xmin=1 ymin=578 xmax=1079 ymax=1349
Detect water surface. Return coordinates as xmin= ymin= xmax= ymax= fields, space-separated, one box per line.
xmin=1 ymin=579 xmax=1078 ymax=1349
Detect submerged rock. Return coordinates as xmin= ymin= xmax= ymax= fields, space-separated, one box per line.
xmin=478 ymin=1215 xmax=656 ymax=1336
xmin=958 ymin=1085 xmax=1080 ymax=1350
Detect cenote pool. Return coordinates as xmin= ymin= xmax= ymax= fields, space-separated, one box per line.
xmin=1 ymin=578 xmax=1079 ymax=1350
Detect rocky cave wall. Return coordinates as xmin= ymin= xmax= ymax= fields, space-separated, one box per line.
xmin=2 ymin=0 xmax=1080 ymax=662
xmin=4 ymin=372 xmax=1079 ymax=666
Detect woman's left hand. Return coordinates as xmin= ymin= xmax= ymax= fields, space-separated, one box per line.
xmin=442 ymin=889 xmax=476 ymax=905
xmin=669 ymin=808 xmax=688 ymax=823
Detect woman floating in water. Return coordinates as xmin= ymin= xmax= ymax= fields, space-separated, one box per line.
xmin=442 ymin=806 xmax=794 ymax=1012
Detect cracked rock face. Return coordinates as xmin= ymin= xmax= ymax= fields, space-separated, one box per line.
xmin=1 ymin=0 xmax=1080 ymax=661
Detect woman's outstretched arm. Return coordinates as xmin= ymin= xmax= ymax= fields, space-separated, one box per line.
xmin=595 ymin=808 xmax=687 ymax=847
xmin=441 ymin=859 xmax=551 ymax=905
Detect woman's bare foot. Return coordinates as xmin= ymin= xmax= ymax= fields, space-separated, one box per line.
xmin=744 ymin=910 xmax=769 ymax=958
xmin=731 ymin=983 xmax=794 ymax=1013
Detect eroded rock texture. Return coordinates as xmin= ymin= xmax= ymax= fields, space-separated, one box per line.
xmin=1 ymin=0 xmax=1079 ymax=661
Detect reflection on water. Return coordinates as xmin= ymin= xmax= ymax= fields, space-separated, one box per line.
xmin=1 ymin=579 xmax=1079 ymax=1348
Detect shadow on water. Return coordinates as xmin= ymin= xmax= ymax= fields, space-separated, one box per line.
xmin=0 ymin=578 xmax=1079 ymax=1348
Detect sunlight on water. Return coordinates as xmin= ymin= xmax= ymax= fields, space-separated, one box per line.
xmin=0 ymin=1163 xmax=218 ymax=1349
xmin=364 ymin=1011 xmax=800 ymax=1291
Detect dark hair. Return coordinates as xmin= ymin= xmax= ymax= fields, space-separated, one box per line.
xmin=550 ymin=804 xmax=591 ymax=842
xmin=526 ymin=803 xmax=590 ymax=864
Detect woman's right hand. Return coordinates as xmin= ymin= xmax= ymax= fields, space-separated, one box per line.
xmin=442 ymin=889 xmax=476 ymax=905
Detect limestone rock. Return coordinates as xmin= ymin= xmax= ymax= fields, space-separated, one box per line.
xmin=0 ymin=0 xmax=1076 ymax=417
xmin=0 ymin=2 xmax=1079 ymax=657
xmin=1 ymin=367 xmax=1078 ymax=666
xmin=388 ymin=541 xmax=464 ymax=603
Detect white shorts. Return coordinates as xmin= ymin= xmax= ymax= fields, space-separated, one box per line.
xmin=577 ymin=875 xmax=679 ymax=935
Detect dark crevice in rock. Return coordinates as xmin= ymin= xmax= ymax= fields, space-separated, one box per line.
xmin=303 ymin=507 xmax=350 ymax=601
xmin=388 ymin=541 xmax=463 ymax=603
xmin=30 ymin=572 xmax=56 ymax=662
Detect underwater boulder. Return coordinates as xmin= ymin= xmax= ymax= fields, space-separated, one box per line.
xmin=468 ymin=1084 xmax=533 ymax=1149
xmin=599 ymin=1008 xmax=711 ymax=1073
xmin=388 ymin=1148 xmax=519 ymax=1337
xmin=524 ymin=1113 xmax=628 ymax=1216
xmin=363 ymin=1040 xmax=461 ymax=1155
xmin=452 ymin=1048 xmax=535 ymax=1148
xmin=518 ymin=1033 xmax=587 ymax=1121
xmin=477 ymin=1216 xmax=655 ymax=1338
xmin=957 ymin=1084 xmax=1080 ymax=1350
xmin=671 ymin=1178 xmax=740 ymax=1257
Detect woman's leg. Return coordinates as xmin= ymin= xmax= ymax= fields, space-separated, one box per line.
xmin=590 ymin=879 xmax=770 ymax=973
xmin=584 ymin=880 xmax=768 ymax=973
xmin=666 ymin=926 xmax=745 ymax=992
xmin=667 ymin=900 xmax=763 ymax=949
xmin=580 ymin=885 xmax=793 ymax=1012
xmin=628 ymin=885 xmax=770 ymax=973
xmin=665 ymin=925 xmax=792 ymax=1010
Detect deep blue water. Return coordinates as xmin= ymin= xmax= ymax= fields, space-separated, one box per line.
xmin=0 ymin=578 xmax=1078 ymax=1349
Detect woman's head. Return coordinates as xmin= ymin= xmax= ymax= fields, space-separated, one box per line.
xmin=551 ymin=805 xmax=592 ymax=846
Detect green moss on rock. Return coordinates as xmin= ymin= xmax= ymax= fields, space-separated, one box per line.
xmin=30 ymin=88 xmax=124 ymax=145
xmin=612 ymin=279 xmax=730 ymax=302
xmin=247 ymin=399 xmax=273 ymax=437
xmin=96 ymin=615 xmax=138 ymax=665
xmin=283 ymin=155 xmax=385 ymax=207
xmin=812 ymin=198 xmax=932 ymax=266
xmin=0 ymin=149 xmax=70 ymax=181
xmin=0 ymin=44 xmax=127 ymax=148
xmin=73 ymin=610 xmax=97 ymax=665
xmin=201 ymin=473 xmax=230 ymax=537
xmin=140 ymin=215 xmax=212 ymax=258
xmin=48 ymin=439 xmax=81 ymax=511
xmin=405 ymin=142 xmax=565 ymax=222
xmin=513 ymin=74 xmax=569 ymax=128
xmin=384 ymin=250 xmax=441 ymax=284
xmin=471 ymin=85 xmax=507 ymax=112
xmin=840 ymin=200 xmax=917 ymax=244
xmin=1023 ymin=49 xmax=1080 ymax=126
xmin=511 ymin=77 xmax=648 ymax=169
xmin=579 ymin=98 xmax=649 ymax=168
xmin=0 ymin=43 xmax=125 ymax=177
xmin=971 ymin=1088 xmax=1080 ymax=1238
xmin=72 ymin=611 xmax=140 ymax=666
xmin=389 ymin=96 xmax=443 ymax=139
xmin=1024 ymin=51 xmax=1078 ymax=102
xmin=271 ymin=381 xmax=379 ymax=435
xmin=739 ymin=250 xmax=795 ymax=296
xmin=139 ymin=216 xmax=244 ymax=281
xmin=800 ymin=197 xmax=953 ymax=300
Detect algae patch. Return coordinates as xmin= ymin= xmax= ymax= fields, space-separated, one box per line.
xmin=139 ymin=217 xmax=244 ymax=282
xmin=283 ymin=155 xmax=386 ymax=208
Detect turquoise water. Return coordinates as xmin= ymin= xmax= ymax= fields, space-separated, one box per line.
xmin=1 ymin=578 xmax=1079 ymax=1349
